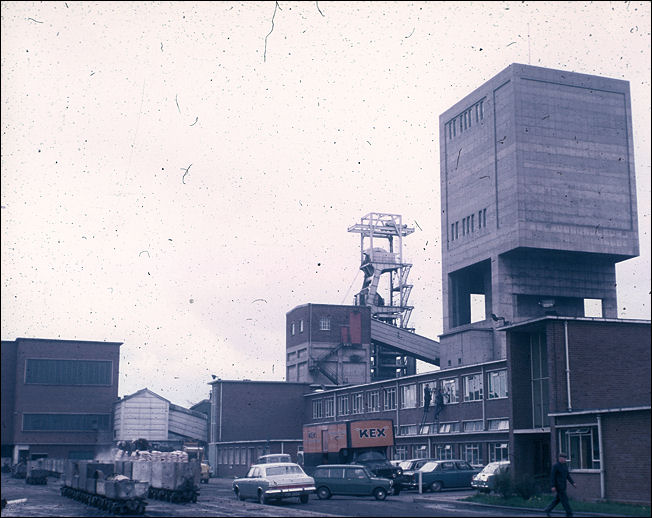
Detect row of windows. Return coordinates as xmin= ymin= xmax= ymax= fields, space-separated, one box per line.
xmin=23 ymin=413 xmax=111 ymax=431
xmin=397 ymin=418 xmax=509 ymax=437
xmin=311 ymin=370 xmax=508 ymax=419
xmin=393 ymin=441 xmax=509 ymax=465
xmin=450 ymin=209 xmax=487 ymax=242
xmin=217 ymin=445 xmax=265 ymax=466
xmin=25 ymin=359 xmax=113 ymax=386
xmin=446 ymin=98 xmax=485 ymax=140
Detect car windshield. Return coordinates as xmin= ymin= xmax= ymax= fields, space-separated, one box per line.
xmin=419 ymin=461 xmax=438 ymax=471
xmin=265 ymin=465 xmax=304 ymax=476
xmin=398 ymin=461 xmax=413 ymax=470
xmin=356 ymin=451 xmax=386 ymax=462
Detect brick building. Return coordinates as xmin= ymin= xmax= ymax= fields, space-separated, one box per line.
xmin=507 ymin=317 xmax=651 ymax=504
xmin=1 ymin=337 xmax=121 ymax=464
xmin=207 ymin=380 xmax=312 ymax=478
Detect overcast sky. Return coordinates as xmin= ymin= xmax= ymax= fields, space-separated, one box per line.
xmin=2 ymin=1 xmax=650 ymax=407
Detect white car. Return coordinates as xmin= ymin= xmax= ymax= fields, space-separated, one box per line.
xmin=471 ymin=461 xmax=510 ymax=493
xmin=232 ymin=462 xmax=315 ymax=505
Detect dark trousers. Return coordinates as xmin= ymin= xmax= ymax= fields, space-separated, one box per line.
xmin=544 ymin=489 xmax=573 ymax=516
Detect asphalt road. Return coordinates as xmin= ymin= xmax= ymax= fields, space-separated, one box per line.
xmin=1 ymin=473 xmax=549 ymax=517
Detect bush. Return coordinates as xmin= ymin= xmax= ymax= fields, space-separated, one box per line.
xmin=514 ymin=475 xmax=538 ymax=501
xmin=493 ymin=470 xmax=513 ymax=498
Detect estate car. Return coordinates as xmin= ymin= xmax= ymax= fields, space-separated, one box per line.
xmin=413 ymin=459 xmax=481 ymax=492
xmin=312 ymin=464 xmax=393 ymax=500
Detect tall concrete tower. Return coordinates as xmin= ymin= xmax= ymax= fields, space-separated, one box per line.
xmin=439 ymin=63 xmax=639 ymax=368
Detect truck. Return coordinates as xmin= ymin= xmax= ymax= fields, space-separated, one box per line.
xmin=299 ymin=419 xmax=402 ymax=494
xmin=182 ymin=444 xmax=212 ymax=484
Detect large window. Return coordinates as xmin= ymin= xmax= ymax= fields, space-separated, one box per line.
xmin=413 ymin=445 xmax=429 ymax=459
xmin=23 ymin=413 xmax=111 ymax=431
xmin=530 ymin=333 xmax=550 ymax=427
xmin=488 ymin=442 xmax=509 ymax=462
xmin=487 ymin=418 xmax=509 ymax=431
xmin=367 ymin=390 xmax=380 ymax=412
xmin=312 ymin=399 xmax=323 ymax=419
xmin=438 ymin=422 xmax=460 ymax=434
xmin=25 ymin=359 xmax=112 ymax=385
xmin=558 ymin=427 xmax=600 ymax=470
xmin=400 ymin=384 xmax=417 ymax=409
xmin=441 ymin=378 xmax=459 ymax=404
xmin=324 ymin=397 xmax=335 ymax=418
xmin=383 ymin=387 xmax=397 ymax=410
xmin=463 ymin=420 xmax=484 ymax=432
xmin=463 ymin=373 xmax=483 ymax=402
xmin=435 ymin=443 xmax=455 ymax=460
xmin=320 ymin=317 xmax=331 ymax=331
xmin=462 ymin=443 xmax=481 ymax=466
xmin=338 ymin=395 xmax=350 ymax=416
xmin=394 ymin=446 xmax=408 ymax=461
xmin=398 ymin=425 xmax=418 ymax=436
xmin=351 ymin=392 xmax=364 ymax=414
xmin=488 ymin=370 xmax=508 ymax=399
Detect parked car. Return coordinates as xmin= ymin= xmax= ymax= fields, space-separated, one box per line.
xmin=232 ymin=462 xmax=315 ymax=505
xmin=471 ymin=461 xmax=510 ymax=493
xmin=395 ymin=458 xmax=436 ymax=490
xmin=413 ymin=459 xmax=481 ymax=492
xmin=352 ymin=451 xmax=403 ymax=494
xmin=312 ymin=464 xmax=393 ymax=501
xmin=254 ymin=454 xmax=292 ymax=464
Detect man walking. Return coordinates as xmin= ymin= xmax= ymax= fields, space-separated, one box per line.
xmin=544 ymin=452 xmax=576 ymax=517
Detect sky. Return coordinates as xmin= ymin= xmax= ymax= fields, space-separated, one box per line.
xmin=2 ymin=1 xmax=650 ymax=408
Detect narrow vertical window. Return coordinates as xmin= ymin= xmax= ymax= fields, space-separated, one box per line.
xmin=455 ymin=222 xmax=459 ymax=239
xmin=483 ymin=208 xmax=487 ymax=228
xmin=480 ymin=100 xmax=484 ymax=120
xmin=451 ymin=223 xmax=455 ymax=241
xmin=471 ymin=214 xmax=474 ymax=232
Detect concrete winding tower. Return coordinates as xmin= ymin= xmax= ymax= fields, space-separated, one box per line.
xmin=438 ymin=63 xmax=639 ymax=368
xmin=348 ymin=213 xmax=418 ymax=379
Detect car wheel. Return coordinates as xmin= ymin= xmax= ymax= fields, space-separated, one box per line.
xmin=374 ymin=487 xmax=387 ymax=501
xmin=317 ymin=486 xmax=331 ymax=500
xmin=258 ymin=490 xmax=268 ymax=505
xmin=299 ymin=494 xmax=309 ymax=504
xmin=430 ymin=481 xmax=443 ymax=492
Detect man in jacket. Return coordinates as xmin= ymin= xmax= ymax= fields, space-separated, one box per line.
xmin=544 ymin=452 xmax=576 ymax=517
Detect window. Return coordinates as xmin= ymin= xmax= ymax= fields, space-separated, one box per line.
xmin=451 ymin=223 xmax=455 ymax=241
xmin=25 ymin=359 xmax=112 ymax=385
xmin=300 ymin=319 xmax=304 ymax=332
xmin=398 ymin=425 xmax=418 ymax=436
xmin=558 ymin=427 xmax=600 ymax=470
xmin=312 ymin=399 xmax=323 ymax=419
xmin=462 ymin=443 xmax=481 ymax=466
xmin=441 ymin=378 xmax=459 ymax=404
xmin=418 ymin=424 xmax=435 ymax=435
xmin=438 ymin=422 xmax=460 ymax=434
xmin=338 ymin=395 xmax=350 ymax=416
xmin=383 ymin=387 xmax=397 ymax=410
xmin=435 ymin=443 xmax=455 ymax=460
xmin=463 ymin=420 xmax=484 ymax=433
xmin=487 ymin=418 xmax=509 ymax=431
xmin=400 ymin=384 xmax=417 ymax=409
xmin=367 ymin=390 xmax=380 ymax=412
xmin=531 ymin=333 xmax=550 ymax=427
xmin=291 ymin=322 xmax=295 ymax=335
xmin=23 ymin=414 xmax=111 ymax=431
xmin=320 ymin=317 xmax=331 ymax=331
xmin=394 ymin=446 xmax=408 ymax=461
xmin=488 ymin=370 xmax=508 ymax=399
xmin=324 ymin=397 xmax=335 ymax=418
xmin=488 ymin=442 xmax=509 ymax=462
xmin=413 ymin=445 xmax=429 ymax=459
xmin=351 ymin=392 xmax=364 ymax=414
xmin=463 ymin=374 xmax=483 ymax=402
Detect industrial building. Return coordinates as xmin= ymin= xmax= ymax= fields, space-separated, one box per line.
xmin=1 ymin=337 xmax=121 ymax=465
xmin=113 ymin=388 xmax=208 ymax=449
xmin=209 ymin=63 xmax=650 ymax=504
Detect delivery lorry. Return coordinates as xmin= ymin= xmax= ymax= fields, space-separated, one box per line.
xmin=299 ymin=419 xmax=402 ymax=493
